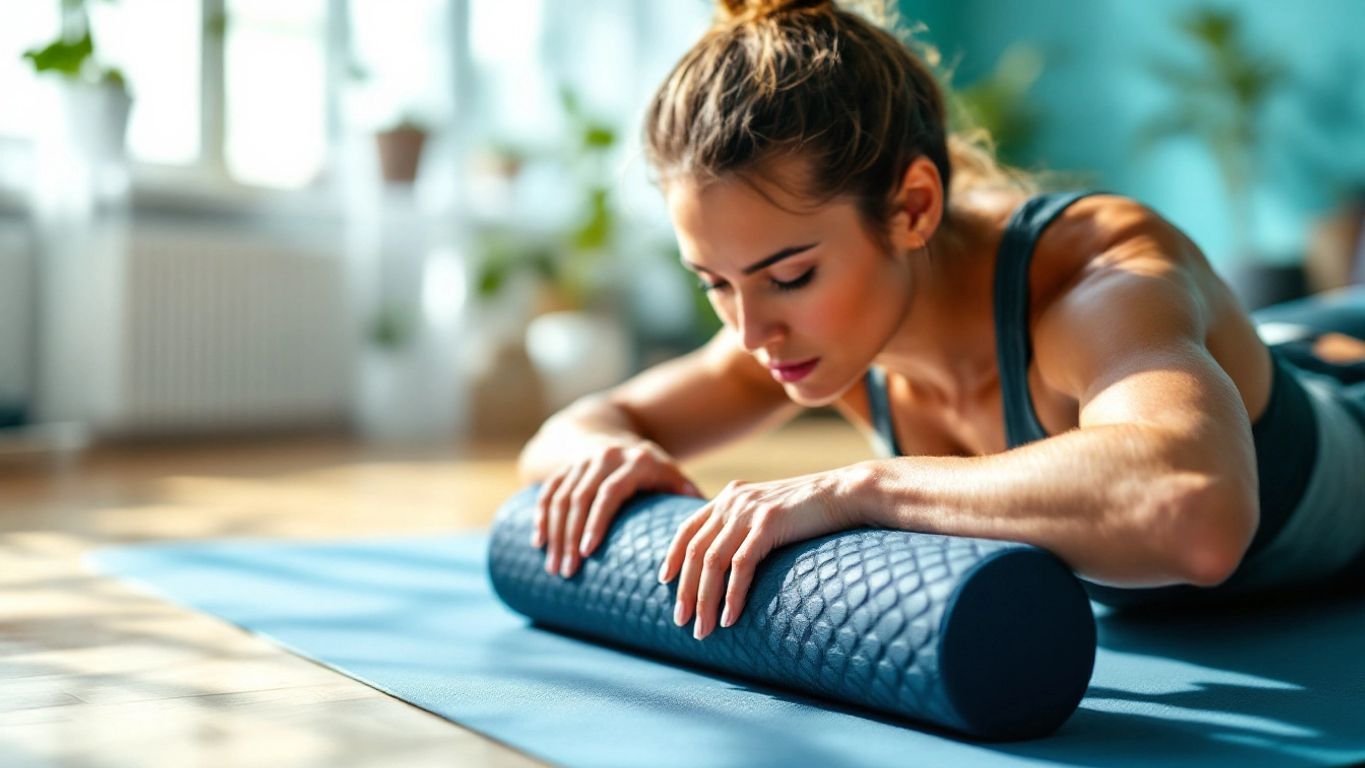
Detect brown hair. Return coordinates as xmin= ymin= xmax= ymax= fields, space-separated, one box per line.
xmin=642 ymin=0 xmax=1033 ymax=241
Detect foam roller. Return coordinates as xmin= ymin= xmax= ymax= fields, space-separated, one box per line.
xmin=487 ymin=486 xmax=1096 ymax=740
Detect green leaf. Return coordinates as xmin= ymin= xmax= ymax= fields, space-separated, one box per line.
xmin=476 ymin=261 xmax=506 ymax=298
xmin=22 ymin=32 xmax=93 ymax=77
xmin=367 ymin=303 xmax=417 ymax=349
xmin=583 ymin=123 xmax=616 ymax=150
xmin=571 ymin=188 xmax=612 ymax=251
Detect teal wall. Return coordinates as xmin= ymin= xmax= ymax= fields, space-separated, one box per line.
xmin=902 ymin=0 xmax=1365 ymax=270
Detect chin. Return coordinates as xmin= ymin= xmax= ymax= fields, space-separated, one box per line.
xmin=783 ymin=380 xmax=845 ymax=409
xmin=786 ymin=363 xmax=868 ymax=408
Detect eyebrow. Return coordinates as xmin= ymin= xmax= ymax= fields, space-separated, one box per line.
xmin=683 ymin=242 xmax=819 ymax=277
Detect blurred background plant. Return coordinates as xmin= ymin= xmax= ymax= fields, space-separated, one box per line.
xmin=22 ymin=0 xmax=128 ymax=93
xmin=948 ymin=42 xmax=1044 ymax=168
xmin=473 ymin=84 xmax=622 ymax=316
xmin=1136 ymin=7 xmax=1286 ymax=263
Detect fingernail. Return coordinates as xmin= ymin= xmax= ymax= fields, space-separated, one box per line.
xmin=693 ymin=619 xmax=706 ymax=641
xmin=657 ymin=563 xmax=668 ymax=583
xmin=545 ymin=557 xmax=556 ymax=575
xmin=560 ymin=557 xmax=574 ymax=578
xmin=673 ymin=601 xmax=685 ymax=626
xmin=721 ymin=606 xmax=732 ymax=628
xmin=578 ymin=534 xmax=593 ymax=557
xmin=531 ymin=530 xmax=542 ymax=548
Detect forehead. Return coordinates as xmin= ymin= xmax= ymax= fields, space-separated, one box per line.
xmin=665 ymin=172 xmax=851 ymax=267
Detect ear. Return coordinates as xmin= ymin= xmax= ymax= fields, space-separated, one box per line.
xmin=885 ymin=155 xmax=945 ymax=254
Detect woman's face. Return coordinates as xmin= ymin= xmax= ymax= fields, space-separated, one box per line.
xmin=665 ymin=171 xmax=914 ymax=406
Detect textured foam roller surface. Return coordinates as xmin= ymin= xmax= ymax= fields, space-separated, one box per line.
xmin=488 ymin=486 xmax=1098 ymax=740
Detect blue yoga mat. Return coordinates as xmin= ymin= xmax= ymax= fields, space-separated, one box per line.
xmin=90 ymin=533 xmax=1365 ymax=767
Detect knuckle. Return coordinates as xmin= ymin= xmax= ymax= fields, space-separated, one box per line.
xmin=597 ymin=476 xmax=626 ymax=500
xmin=685 ymin=541 xmax=706 ymax=560
xmin=730 ymin=550 xmax=753 ymax=569
xmin=702 ymin=549 xmax=726 ymax=569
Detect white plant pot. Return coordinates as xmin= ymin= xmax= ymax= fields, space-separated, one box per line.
xmin=51 ymin=80 xmax=132 ymax=200
xmin=524 ymin=310 xmax=632 ymax=413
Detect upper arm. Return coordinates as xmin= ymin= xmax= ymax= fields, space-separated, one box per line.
xmin=1033 ymin=236 xmax=1259 ymax=561
xmin=602 ymin=327 xmax=803 ymax=462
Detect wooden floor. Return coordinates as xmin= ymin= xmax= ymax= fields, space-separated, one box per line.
xmin=0 ymin=415 xmax=871 ymax=767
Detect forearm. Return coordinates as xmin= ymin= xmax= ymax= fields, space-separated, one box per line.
xmin=516 ymin=393 xmax=650 ymax=484
xmin=846 ymin=424 xmax=1253 ymax=588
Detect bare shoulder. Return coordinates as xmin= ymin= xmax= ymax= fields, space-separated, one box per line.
xmin=604 ymin=328 xmax=803 ymax=461
xmin=1030 ymin=195 xmax=1218 ymax=392
xmin=1044 ymin=194 xmax=1202 ymax=277
xmin=1030 ymin=193 xmax=1273 ymax=416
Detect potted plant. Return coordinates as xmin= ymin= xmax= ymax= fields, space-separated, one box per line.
xmin=23 ymin=8 xmax=133 ymax=163
xmin=469 ymin=85 xmax=634 ymax=413
xmin=374 ymin=113 xmax=430 ymax=185
xmin=1138 ymin=8 xmax=1290 ymax=307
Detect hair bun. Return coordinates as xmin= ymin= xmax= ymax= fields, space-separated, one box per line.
xmin=717 ymin=0 xmax=833 ymax=23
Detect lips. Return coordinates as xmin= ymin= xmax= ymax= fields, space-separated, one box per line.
xmin=769 ymin=357 xmax=819 ymax=383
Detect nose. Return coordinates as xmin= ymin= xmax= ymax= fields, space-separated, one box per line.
xmin=735 ymin=295 xmax=785 ymax=354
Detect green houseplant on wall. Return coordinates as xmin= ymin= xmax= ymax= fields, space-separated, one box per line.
xmin=1138 ymin=8 xmax=1286 ymax=270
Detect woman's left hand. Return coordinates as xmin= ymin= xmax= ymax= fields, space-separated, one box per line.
xmin=658 ymin=468 xmax=866 ymax=641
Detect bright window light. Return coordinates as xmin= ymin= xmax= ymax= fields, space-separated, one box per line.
xmin=94 ymin=0 xmax=202 ymax=166
xmin=224 ymin=0 xmax=328 ymax=188
xmin=0 ymin=3 xmax=61 ymax=138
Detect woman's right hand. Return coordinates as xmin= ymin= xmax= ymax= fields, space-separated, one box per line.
xmin=533 ymin=438 xmax=703 ymax=579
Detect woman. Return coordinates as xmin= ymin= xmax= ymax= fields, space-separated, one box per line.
xmin=518 ymin=0 xmax=1365 ymax=640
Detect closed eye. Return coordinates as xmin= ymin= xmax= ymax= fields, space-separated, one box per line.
xmin=698 ymin=267 xmax=817 ymax=294
xmin=773 ymin=267 xmax=816 ymax=292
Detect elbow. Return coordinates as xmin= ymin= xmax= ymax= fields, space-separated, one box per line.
xmin=1146 ymin=471 xmax=1256 ymax=588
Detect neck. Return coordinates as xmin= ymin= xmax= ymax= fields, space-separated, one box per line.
xmin=874 ymin=203 xmax=1004 ymax=400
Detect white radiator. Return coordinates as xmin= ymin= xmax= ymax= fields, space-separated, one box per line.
xmin=92 ymin=221 xmax=352 ymax=435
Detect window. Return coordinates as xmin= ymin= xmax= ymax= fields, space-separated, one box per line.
xmin=0 ymin=3 xmax=61 ymax=139
xmin=92 ymin=0 xmax=202 ymax=166
xmin=223 ymin=0 xmax=329 ymax=187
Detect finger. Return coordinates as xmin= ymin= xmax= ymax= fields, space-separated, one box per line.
xmin=561 ymin=454 xmax=615 ymax=578
xmin=675 ymin=476 xmax=703 ymax=498
xmin=579 ymin=462 xmax=640 ymax=558
xmin=674 ymin=512 xmax=726 ymax=630
xmin=693 ymin=518 xmax=747 ymax=640
xmin=546 ymin=462 xmax=585 ymax=576
xmin=532 ymin=471 xmax=567 ymax=548
xmin=659 ymin=505 xmax=712 ymax=585
xmin=721 ymin=533 xmax=769 ymax=630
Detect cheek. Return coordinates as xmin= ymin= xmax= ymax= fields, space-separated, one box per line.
xmin=708 ymin=295 xmax=737 ymax=327
xmin=804 ymin=285 xmax=861 ymax=334
xmin=811 ymin=257 xmax=888 ymax=328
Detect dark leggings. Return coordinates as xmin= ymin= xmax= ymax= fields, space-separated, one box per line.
xmin=1254 ymin=287 xmax=1365 ymax=427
